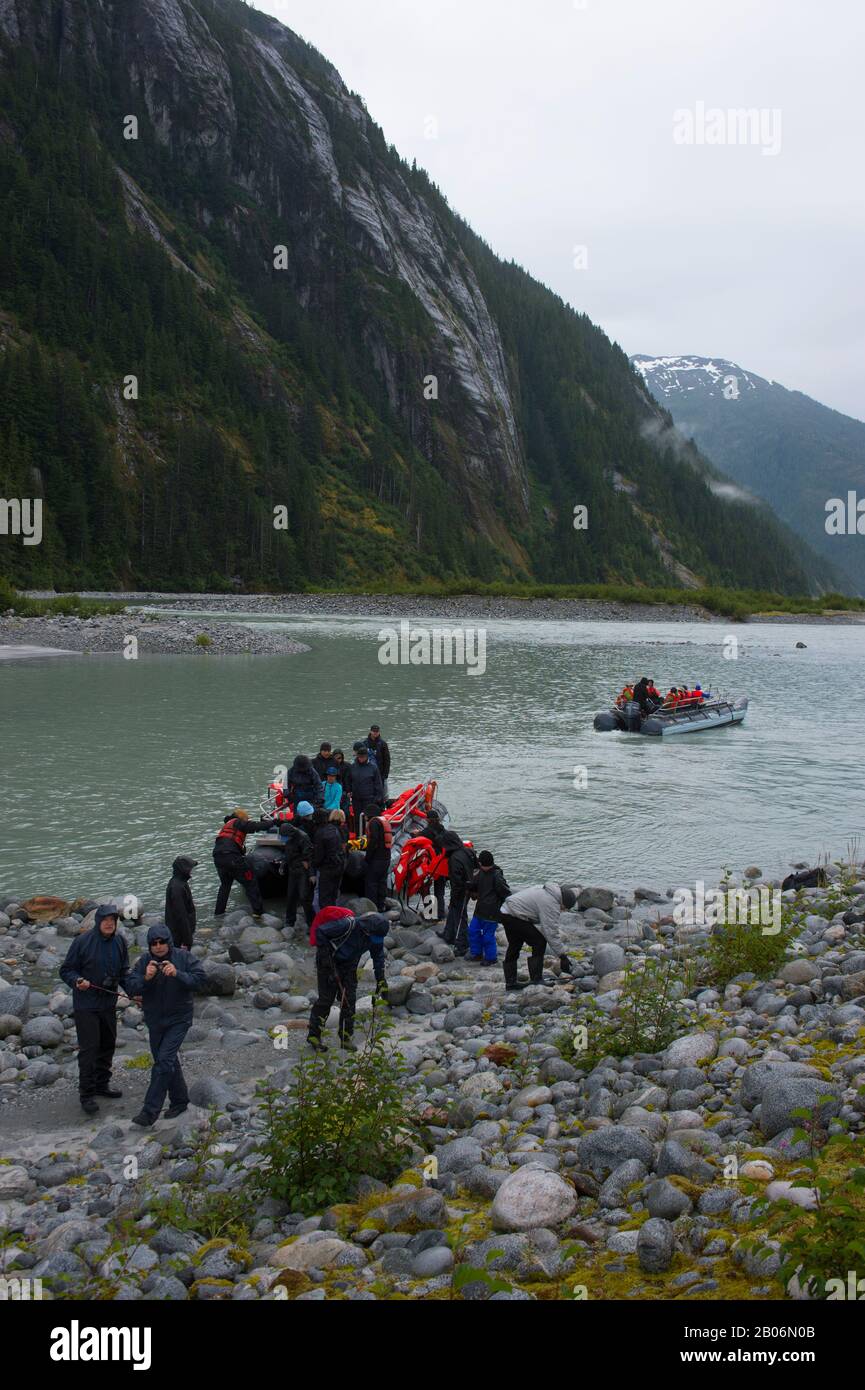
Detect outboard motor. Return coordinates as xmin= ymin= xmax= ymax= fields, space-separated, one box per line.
xmin=593 ymin=710 xmax=621 ymax=732
xmin=624 ymin=700 xmax=642 ymax=733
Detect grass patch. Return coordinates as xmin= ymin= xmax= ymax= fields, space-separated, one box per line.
xmin=0 ymin=578 xmax=124 ymax=618
xmin=306 ymin=580 xmax=865 ymax=622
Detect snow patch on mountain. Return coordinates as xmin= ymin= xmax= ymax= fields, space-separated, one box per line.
xmin=633 ymin=354 xmax=766 ymax=401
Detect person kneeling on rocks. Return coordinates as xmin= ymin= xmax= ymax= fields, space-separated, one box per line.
xmin=498 ymin=883 xmax=577 ymax=990
xmin=60 ymin=904 xmax=131 ymax=1117
xmin=127 ymin=923 xmax=206 ymax=1127
xmin=307 ymin=911 xmax=390 ymax=1053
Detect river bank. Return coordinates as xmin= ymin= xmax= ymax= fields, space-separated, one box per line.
xmin=23 ymin=590 xmax=865 ymax=625
xmin=1 ymin=860 xmax=863 ymax=1302
xmin=0 ymin=613 xmax=311 ymax=658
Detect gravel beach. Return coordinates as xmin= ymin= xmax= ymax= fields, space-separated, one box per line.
xmin=0 ymin=612 xmax=311 ymax=658
xmin=2 ymin=860 xmax=863 ymax=1303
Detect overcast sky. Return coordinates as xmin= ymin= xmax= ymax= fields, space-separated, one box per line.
xmin=254 ymin=0 xmax=865 ymax=421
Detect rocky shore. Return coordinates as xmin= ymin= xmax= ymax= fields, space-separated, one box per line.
xmin=0 ymin=612 xmax=311 ymax=658
xmin=1 ymin=862 xmax=864 ymax=1302
xmin=27 ymin=590 xmax=715 ymax=623
xmin=25 ymin=590 xmax=865 ymax=625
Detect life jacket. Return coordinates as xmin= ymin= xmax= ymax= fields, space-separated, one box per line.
xmin=370 ymin=816 xmax=393 ymax=851
xmin=216 ymin=818 xmax=247 ymax=852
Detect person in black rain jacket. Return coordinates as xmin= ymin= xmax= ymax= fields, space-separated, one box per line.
xmin=164 ymin=856 xmax=198 ymax=949
xmin=60 ymin=905 xmax=131 ymax=1115
xmin=440 ymin=830 xmax=478 ymax=957
xmin=285 ymin=755 xmax=324 ymax=810
xmin=313 ymin=812 xmax=347 ymax=910
xmin=127 ymin=923 xmax=207 ymax=1126
xmin=346 ymin=745 xmax=383 ymax=825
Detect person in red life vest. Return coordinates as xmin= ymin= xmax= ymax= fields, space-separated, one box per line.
xmin=307 ymin=911 xmax=390 ymax=1052
xmin=663 ymin=687 xmax=679 ymax=708
xmin=646 ymin=680 xmax=663 ymax=710
xmin=364 ymin=802 xmax=392 ymax=912
xmin=212 ymin=807 xmax=277 ymax=918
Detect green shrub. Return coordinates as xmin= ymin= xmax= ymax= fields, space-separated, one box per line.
xmin=251 ymin=1006 xmax=421 ymax=1214
xmin=748 ymin=1118 xmax=865 ymax=1299
xmin=703 ymin=919 xmax=795 ymax=988
xmin=195 ymin=632 xmax=213 ymax=649
xmin=560 ymin=955 xmax=689 ymax=1067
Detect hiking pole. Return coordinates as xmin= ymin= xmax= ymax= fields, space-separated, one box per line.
xmin=76 ymin=980 xmax=121 ymax=998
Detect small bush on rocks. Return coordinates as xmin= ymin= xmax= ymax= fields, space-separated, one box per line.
xmin=703 ymin=914 xmax=796 ymax=988
xmin=252 ymin=1006 xmax=422 ymax=1215
xmin=560 ymin=956 xmax=688 ymax=1066
xmin=146 ymin=1114 xmax=252 ymax=1242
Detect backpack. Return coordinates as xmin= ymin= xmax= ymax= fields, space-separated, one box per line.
xmin=782 ymin=867 xmax=828 ymax=892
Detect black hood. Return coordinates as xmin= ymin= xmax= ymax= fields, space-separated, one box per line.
xmin=442 ymin=831 xmax=465 ymax=855
xmin=172 ymin=856 xmax=197 ymax=879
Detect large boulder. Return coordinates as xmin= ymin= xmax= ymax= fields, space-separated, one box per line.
xmin=276 ymin=1239 xmax=367 ymax=1273
xmin=435 ymin=1137 xmax=484 ymax=1174
xmin=593 ymin=943 xmax=626 ymax=977
xmin=364 ymin=1187 xmax=447 ymax=1233
xmin=759 ymin=1077 xmax=841 ymax=1139
xmin=779 ymin=959 xmax=820 ymax=985
xmin=842 ymin=971 xmax=865 ymax=1001
xmin=491 ymin=1167 xmax=577 ymax=1232
xmin=445 ymin=1000 xmax=483 ymax=1034
xmin=577 ymin=1127 xmax=655 ymax=1179
xmin=188 ymin=1077 xmax=241 ymax=1110
xmin=385 ymin=979 xmax=413 ymax=1008
xmin=21 ymin=1015 xmax=65 ymax=1047
xmin=0 ymin=985 xmax=30 ymax=1022
xmin=662 ymin=1033 xmax=718 ymax=1068
xmin=637 ymin=1217 xmax=675 ymax=1273
xmin=739 ymin=1060 xmax=822 ymax=1111
xmin=0 ymin=1166 xmax=33 ymax=1199
xmin=199 ymin=961 xmax=237 ymax=997
xmin=578 ymin=888 xmax=615 ymax=914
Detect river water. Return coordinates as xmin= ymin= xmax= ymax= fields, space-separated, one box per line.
xmin=1 ymin=612 xmax=864 ymax=910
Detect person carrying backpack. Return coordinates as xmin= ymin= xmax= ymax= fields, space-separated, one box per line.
xmin=467 ymin=851 xmax=511 ymax=965
xmin=440 ymin=830 xmax=478 ymax=958
xmin=307 ymin=912 xmax=391 ymax=1052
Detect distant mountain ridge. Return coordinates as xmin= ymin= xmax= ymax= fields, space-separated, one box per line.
xmin=633 ymin=354 xmax=865 ymax=594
